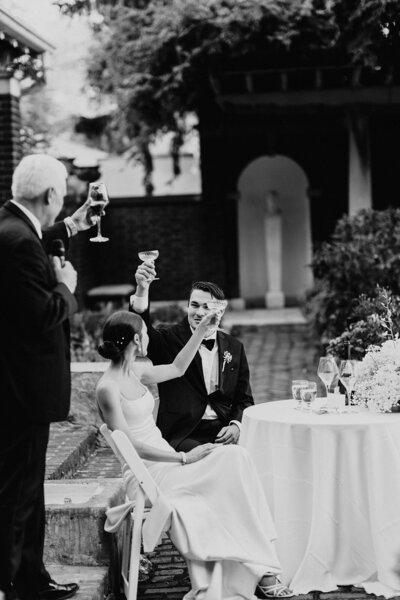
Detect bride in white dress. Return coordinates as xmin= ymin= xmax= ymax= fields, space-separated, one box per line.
xmin=96 ymin=310 xmax=293 ymax=600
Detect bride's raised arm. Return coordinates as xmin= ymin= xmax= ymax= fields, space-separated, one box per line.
xmin=136 ymin=311 xmax=217 ymax=386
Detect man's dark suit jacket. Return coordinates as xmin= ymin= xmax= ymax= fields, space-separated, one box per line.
xmin=0 ymin=201 xmax=77 ymax=424
xmin=133 ymin=306 xmax=254 ymax=449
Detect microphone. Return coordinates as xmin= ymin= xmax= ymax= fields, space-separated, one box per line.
xmin=51 ymin=239 xmax=66 ymax=267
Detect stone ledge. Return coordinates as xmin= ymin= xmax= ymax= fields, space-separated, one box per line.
xmin=44 ymin=478 xmax=124 ymax=566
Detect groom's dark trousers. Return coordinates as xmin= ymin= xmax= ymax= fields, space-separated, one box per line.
xmin=0 ymin=202 xmax=77 ymax=600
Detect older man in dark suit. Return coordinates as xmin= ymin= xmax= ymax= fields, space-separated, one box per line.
xmin=0 ymin=154 xmax=94 ymax=600
xmin=130 ymin=264 xmax=254 ymax=452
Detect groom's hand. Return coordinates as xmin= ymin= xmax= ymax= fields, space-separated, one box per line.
xmin=215 ymin=423 xmax=240 ymax=445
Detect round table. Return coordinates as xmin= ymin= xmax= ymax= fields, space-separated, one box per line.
xmin=240 ymin=400 xmax=400 ymax=598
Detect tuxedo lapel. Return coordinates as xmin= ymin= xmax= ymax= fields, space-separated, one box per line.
xmin=177 ymin=319 xmax=207 ymax=395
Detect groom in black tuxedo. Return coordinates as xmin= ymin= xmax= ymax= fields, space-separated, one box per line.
xmin=0 ymin=154 xmax=95 ymax=600
xmin=130 ymin=264 xmax=254 ymax=451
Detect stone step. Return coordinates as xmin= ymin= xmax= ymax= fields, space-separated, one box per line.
xmin=44 ymin=478 xmax=123 ymax=566
xmin=47 ymin=425 xmax=98 ymax=480
xmin=46 ymin=565 xmax=108 ymax=600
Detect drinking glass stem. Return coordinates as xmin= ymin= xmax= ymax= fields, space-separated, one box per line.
xmin=96 ymin=218 xmax=102 ymax=237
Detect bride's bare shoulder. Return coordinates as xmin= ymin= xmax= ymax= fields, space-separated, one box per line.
xmin=96 ymin=374 xmax=120 ymax=396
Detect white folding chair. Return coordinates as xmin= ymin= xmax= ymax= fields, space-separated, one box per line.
xmin=100 ymin=424 xmax=160 ymax=600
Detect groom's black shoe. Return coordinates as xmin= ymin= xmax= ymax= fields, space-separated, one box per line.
xmin=38 ymin=581 xmax=79 ymax=600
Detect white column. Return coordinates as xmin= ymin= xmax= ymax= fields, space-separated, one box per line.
xmin=348 ymin=114 xmax=372 ymax=215
xmin=264 ymin=191 xmax=285 ymax=308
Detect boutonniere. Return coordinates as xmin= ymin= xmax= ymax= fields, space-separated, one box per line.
xmin=222 ymin=350 xmax=233 ymax=372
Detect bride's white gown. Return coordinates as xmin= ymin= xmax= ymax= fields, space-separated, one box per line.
xmin=119 ymin=385 xmax=281 ymax=600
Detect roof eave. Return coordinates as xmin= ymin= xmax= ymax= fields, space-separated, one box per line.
xmin=0 ymin=8 xmax=55 ymax=53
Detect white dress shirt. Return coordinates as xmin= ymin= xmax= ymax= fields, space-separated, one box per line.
xmin=197 ymin=330 xmax=219 ymax=420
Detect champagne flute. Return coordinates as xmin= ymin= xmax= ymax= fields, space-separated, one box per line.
xmin=338 ymin=360 xmax=358 ymax=406
xmin=89 ymin=182 xmax=109 ymax=243
xmin=317 ymin=357 xmax=338 ymax=398
xmin=300 ymin=381 xmax=318 ymax=411
xmin=138 ymin=249 xmax=160 ymax=282
xmin=291 ymin=379 xmax=309 ymax=410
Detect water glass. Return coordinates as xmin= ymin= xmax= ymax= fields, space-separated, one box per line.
xmin=291 ymin=380 xmax=309 ymax=410
xmin=300 ymin=381 xmax=318 ymax=411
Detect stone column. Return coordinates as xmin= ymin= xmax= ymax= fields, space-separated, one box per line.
xmin=348 ymin=113 xmax=372 ymax=215
xmin=264 ymin=191 xmax=285 ymax=308
xmin=0 ymin=71 xmax=22 ymax=205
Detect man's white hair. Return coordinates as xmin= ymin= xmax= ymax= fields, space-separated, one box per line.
xmin=12 ymin=154 xmax=68 ymax=201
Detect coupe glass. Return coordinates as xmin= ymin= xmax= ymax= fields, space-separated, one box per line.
xmin=206 ymin=299 xmax=228 ymax=318
xmin=291 ymin=379 xmax=309 ymax=410
xmin=300 ymin=381 xmax=318 ymax=411
xmin=317 ymin=357 xmax=338 ymax=397
xmin=88 ymin=182 xmax=110 ymax=243
xmin=138 ymin=249 xmax=160 ymax=282
xmin=338 ymin=360 xmax=358 ymax=406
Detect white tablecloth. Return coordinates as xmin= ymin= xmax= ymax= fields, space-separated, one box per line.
xmin=240 ymin=400 xmax=400 ymax=598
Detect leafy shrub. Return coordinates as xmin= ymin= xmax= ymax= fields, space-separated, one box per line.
xmin=307 ymin=208 xmax=400 ymax=347
xmin=326 ymin=287 xmax=400 ymax=359
xmin=70 ymin=309 xmax=111 ymax=362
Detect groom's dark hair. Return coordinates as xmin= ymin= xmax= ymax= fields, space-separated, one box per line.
xmin=189 ymin=281 xmax=225 ymax=300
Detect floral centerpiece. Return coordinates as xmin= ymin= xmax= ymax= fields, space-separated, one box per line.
xmin=354 ymin=339 xmax=400 ymax=412
xmin=349 ymin=288 xmax=400 ymax=412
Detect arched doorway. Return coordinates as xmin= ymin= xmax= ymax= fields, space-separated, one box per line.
xmin=237 ymin=155 xmax=313 ymax=306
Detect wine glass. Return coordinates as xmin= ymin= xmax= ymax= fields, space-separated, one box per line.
xmin=89 ymin=182 xmax=110 ymax=243
xmin=338 ymin=360 xmax=358 ymax=406
xmin=291 ymin=380 xmax=309 ymax=410
xmin=317 ymin=357 xmax=338 ymax=398
xmin=138 ymin=249 xmax=160 ymax=282
xmin=300 ymin=381 xmax=318 ymax=411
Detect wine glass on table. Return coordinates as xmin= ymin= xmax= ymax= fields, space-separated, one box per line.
xmin=317 ymin=357 xmax=338 ymax=403
xmin=291 ymin=380 xmax=309 ymax=410
xmin=138 ymin=250 xmax=160 ymax=282
xmin=88 ymin=182 xmax=109 ymax=243
xmin=338 ymin=360 xmax=358 ymax=407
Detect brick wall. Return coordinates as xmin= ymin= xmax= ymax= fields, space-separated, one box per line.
xmin=0 ymin=88 xmax=22 ymax=205
xmin=67 ymin=195 xmax=239 ymax=306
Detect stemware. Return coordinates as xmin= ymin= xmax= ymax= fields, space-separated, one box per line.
xmin=206 ymin=299 xmax=228 ymax=318
xmin=88 ymin=182 xmax=110 ymax=243
xmin=317 ymin=357 xmax=338 ymax=398
xmin=338 ymin=360 xmax=358 ymax=406
xmin=291 ymin=380 xmax=309 ymax=410
xmin=300 ymin=381 xmax=318 ymax=411
xmin=138 ymin=249 xmax=160 ymax=282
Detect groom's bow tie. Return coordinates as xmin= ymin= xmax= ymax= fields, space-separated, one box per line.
xmin=201 ymin=339 xmax=215 ymax=351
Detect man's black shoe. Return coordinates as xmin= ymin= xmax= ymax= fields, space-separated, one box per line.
xmin=38 ymin=581 xmax=79 ymax=600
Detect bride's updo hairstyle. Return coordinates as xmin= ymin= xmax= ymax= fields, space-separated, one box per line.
xmin=98 ymin=310 xmax=143 ymax=363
